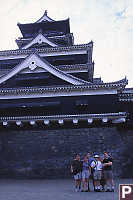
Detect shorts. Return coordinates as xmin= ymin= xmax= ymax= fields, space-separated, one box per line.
xmin=104 ymin=170 xmax=113 ymax=179
xmin=93 ymin=170 xmax=102 ymax=180
xmin=82 ymin=170 xmax=90 ymax=179
xmin=74 ymin=172 xmax=81 ymax=180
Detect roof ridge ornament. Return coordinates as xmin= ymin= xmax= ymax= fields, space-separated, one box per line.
xmin=36 ymin=10 xmax=55 ymax=23
xmin=44 ymin=10 xmax=47 ymax=16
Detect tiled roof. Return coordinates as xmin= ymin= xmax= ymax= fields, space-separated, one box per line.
xmin=0 ymin=112 xmax=127 ymax=122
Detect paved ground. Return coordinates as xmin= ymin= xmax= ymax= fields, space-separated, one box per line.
xmin=0 ymin=178 xmax=132 ymax=200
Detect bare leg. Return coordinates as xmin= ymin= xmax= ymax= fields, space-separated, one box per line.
xmin=110 ymin=179 xmax=114 ymax=186
xmin=74 ymin=179 xmax=79 ymax=191
xmin=110 ymin=179 xmax=114 ymax=191
xmin=105 ymin=179 xmax=110 ymax=191
xmin=77 ymin=179 xmax=81 ymax=190
xmin=95 ymin=180 xmax=98 ymax=191
xmin=88 ymin=179 xmax=90 ymax=191
xmin=81 ymin=178 xmax=86 ymax=191
xmin=85 ymin=179 xmax=88 ymax=191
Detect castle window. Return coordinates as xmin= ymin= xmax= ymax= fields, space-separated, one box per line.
xmin=75 ymin=99 xmax=88 ymax=106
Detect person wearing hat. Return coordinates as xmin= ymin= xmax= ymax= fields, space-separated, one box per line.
xmin=91 ymin=155 xmax=103 ymax=192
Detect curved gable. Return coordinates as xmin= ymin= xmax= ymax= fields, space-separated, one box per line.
xmin=22 ymin=33 xmax=58 ymax=49
xmin=0 ymin=54 xmax=90 ymax=86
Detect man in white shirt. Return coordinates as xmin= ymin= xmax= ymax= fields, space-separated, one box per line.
xmin=91 ymin=155 xmax=103 ymax=192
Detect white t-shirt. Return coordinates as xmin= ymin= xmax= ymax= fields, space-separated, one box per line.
xmin=91 ymin=160 xmax=102 ymax=171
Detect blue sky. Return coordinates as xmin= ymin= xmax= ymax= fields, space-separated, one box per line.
xmin=0 ymin=0 xmax=133 ymax=87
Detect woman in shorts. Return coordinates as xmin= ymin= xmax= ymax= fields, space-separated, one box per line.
xmin=81 ymin=156 xmax=91 ymax=192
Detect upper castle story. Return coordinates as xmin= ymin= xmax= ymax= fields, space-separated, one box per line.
xmin=0 ymin=10 xmax=128 ymax=93
xmin=16 ymin=10 xmax=74 ymax=49
xmin=0 ymin=11 xmax=95 ymax=88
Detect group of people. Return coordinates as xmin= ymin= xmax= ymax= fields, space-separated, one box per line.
xmin=71 ymin=152 xmax=114 ymax=192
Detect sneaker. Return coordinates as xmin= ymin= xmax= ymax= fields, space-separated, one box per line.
xmin=97 ymin=189 xmax=101 ymax=192
xmin=106 ymin=189 xmax=110 ymax=192
xmin=75 ymin=188 xmax=78 ymax=192
xmin=85 ymin=190 xmax=89 ymax=192
xmin=111 ymin=189 xmax=114 ymax=192
xmin=81 ymin=190 xmax=84 ymax=192
xmin=75 ymin=187 xmax=79 ymax=192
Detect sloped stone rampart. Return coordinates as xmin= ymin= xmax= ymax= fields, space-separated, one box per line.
xmin=0 ymin=127 xmax=132 ymax=178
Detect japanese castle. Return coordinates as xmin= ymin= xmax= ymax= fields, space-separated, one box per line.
xmin=0 ymin=10 xmax=133 ymax=130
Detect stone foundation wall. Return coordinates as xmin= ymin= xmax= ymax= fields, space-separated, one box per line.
xmin=0 ymin=127 xmax=133 ymax=178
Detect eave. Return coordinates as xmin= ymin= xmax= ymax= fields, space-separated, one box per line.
xmin=16 ymin=33 xmax=74 ymax=48
xmin=0 ymin=42 xmax=93 ymax=61
xmin=119 ymin=88 xmax=133 ymax=102
xmin=119 ymin=93 xmax=133 ymax=102
xmin=0 ymin=112 xmax=127 ymax=122
xmin=0 ymin=63 xmax=92 ymax=77
xmin=17 ymin=18 xmax=70 ymax=37
xmin=0 ymin=112 xmax=127 ymax=129
xmin=0 ymin=77 xmax=128 ymax=99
